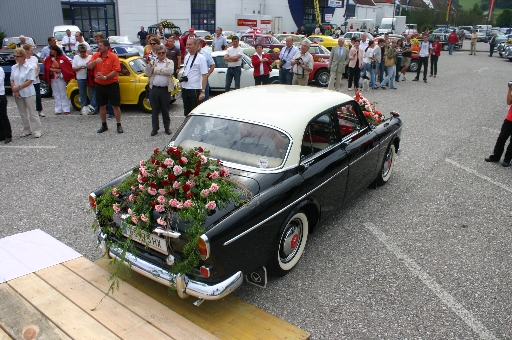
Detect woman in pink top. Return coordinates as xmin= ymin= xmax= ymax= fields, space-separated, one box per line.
xmin=347 ymin=39 xmax=363 ymax=91
xmin=430 ymin=36 xmax=442 ymax=78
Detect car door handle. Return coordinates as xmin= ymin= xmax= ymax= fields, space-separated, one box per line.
xmin=130 ymin=80 xmax=134 ymax=82
xmin=219 ymin=71 xmax=226 ymax=74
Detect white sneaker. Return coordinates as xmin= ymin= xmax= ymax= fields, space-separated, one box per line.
xmin=80 ymin=107 xmax=87 ymax=115
xmin=402 ymin=76 xmax=406 ymax=81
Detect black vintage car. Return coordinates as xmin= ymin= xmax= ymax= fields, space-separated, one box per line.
xmin=90 ymin=86 xmax=402 ymax=306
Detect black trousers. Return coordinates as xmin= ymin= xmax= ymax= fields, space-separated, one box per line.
xmin=182 ymin=88 xmax=201 ymax=116
xmin=33 ymin=83 xmax=42 ymax=112
xmin=430 ymin=55 xmax=438 ymax=76
xmin=149 ymin=86 xmax=170 ymax=131
xmin=254 ymin=74 xmax=269 ymax=85
xmin=416 ymin=56 xmax=429 ymax=80
xmin=492 ymin=119 xmax=512 ymax=161
xmin=348 ymin=66 xmax=360 ymax=89
xmin=0 ymin=95 xmax=12 ymax=140
xmin=490 ymin=44 xmax=496 ymax=57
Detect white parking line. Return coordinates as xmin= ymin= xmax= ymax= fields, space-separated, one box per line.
xmin=446 ymin=158 xmax=512 ymax=193
xmin=0 ymin=145 xmax=57 ymax=149
xmin=363 ymin=222 xmax=497 ymax=340
xmin=482 ymin=126 xmax=500 ymax=134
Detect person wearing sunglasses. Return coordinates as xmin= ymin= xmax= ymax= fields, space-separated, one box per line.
xmin=10 ymin=48 xmax=42 ymax=138
xmin=145 ymin=37 xmax=160 ymax=63
xmin=145 ymin=45 xmax=174 ymax=136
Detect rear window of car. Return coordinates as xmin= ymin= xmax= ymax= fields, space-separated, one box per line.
xmin=173 ymin=116 xmax=291 ymax=169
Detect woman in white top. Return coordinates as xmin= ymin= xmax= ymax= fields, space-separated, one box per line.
xmin=10 ymin=48 xmax=42 ymax=138
xmin=23 ymin=44 xmax=44 ymax=117
xmin=0 ymin=67 xmax=13 ymax=143
xmin=360 ymin=40 xmax=376 ymax=90
xmin=72 ymin=44 xmax=92 ymax=114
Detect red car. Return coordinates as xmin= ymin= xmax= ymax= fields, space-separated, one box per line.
xmin=241 ymin=34 xmax=284 ymax=60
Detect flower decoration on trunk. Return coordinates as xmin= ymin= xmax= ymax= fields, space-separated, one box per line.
xmin=354 ymin=92 xmax=384 ymax=126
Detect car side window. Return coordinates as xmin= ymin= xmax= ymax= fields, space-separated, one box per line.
xmin=214 ymin=56 xmax=228 ymax=68
xmin=120 ymin=63 xmax=130 ymax=76
xmin=301 ymin=112 xmax=338 ymax=159
xmin=336 ymin=102 xmax=363 ymax=138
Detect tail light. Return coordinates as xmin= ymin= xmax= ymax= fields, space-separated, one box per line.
xmin=200 ymin=266 xmax=211 ymax=278
xmin=197 ymin=235 xmax=210 ymax=260
xmin=89 ymin=193 xmax=97 ymax=212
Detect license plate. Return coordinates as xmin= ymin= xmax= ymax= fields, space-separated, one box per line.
xmin=122 ymin=223 xmax=168 ymax=255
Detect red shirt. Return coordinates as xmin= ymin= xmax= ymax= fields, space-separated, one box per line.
xmin=89 ymin=51 xmax=121 ymax=85
xmin=431 ymin=42 xmax=442 ymax=57
xmin=506 ymin=105 xmax=512 ymax=122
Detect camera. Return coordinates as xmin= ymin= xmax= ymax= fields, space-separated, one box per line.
xmin=509 ymin=81 xmax=512 ymax=89
xmin=279 ymin=59 xmax=286 ymax=68
xmin=295 ymin=57 xmax=302 ymax=62
xmin=179 ymin=76 xmax=188 ymax=83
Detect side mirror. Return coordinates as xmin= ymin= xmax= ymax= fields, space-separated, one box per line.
xmin=243 ymin=63 xmax=250 ymax=70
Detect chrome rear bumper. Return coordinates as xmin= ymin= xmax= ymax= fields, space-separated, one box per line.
xmin=98 ymin=232 xmax=243 ymax=300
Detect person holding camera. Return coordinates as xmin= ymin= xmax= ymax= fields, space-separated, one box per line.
xmin=278 ymin=37 xmax=298 ymax=85
xmin=485 ymin=84 xmax=512 ymax=167
xmin=181 ymin=39 xmax=208 ymax=116
xmin=290 ymin=41 xmax=314 ymax=86
xmin=223 ymin=36 xmax=244 ymax=92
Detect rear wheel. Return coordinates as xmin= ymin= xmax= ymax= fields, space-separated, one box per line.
xmin=268 ymin=211 xmax=309 ymax=276
xmin=377 ymin=144 xmax=396 ymax=186
xmin=70 ymin=90 xmax=81 ymax=111
xmin=408 ymin=60 xmax=419 ymax=73
xmin=314 ymin=68 xmax=330 ymax=87
xmin=138 ymin=93 xmax=152 ymax=113
xmin=442 ymin=44 xmax=449 ymax=51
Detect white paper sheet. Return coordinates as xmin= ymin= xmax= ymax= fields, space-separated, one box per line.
xmin=0 ymin=229 xmax=82 ymax=283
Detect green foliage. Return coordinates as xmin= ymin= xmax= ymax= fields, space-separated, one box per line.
xmin=495 ymin=8 xmax=512 ymax=27
xmin=0 ymin=28 xmax=4 ymax=42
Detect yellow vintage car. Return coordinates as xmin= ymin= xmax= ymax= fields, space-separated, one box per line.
xmin=66 ymin=54 xmax=181 ymax=113
xmin=307 ymin=35 xmax=339 ymax=50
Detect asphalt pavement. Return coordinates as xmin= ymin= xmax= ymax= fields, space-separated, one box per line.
xmin=1 ymin=43 xmax=511 ymax=339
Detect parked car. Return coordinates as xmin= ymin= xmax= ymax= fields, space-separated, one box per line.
xmin=92 ymin=85 xmax=403 ymax=304
xmin=193 ymin=30 xmax=212 ymax=39
xmin=428 ymin=33 xmax=462 ymax=51
xmin=497 ymin=39 xmax=512 ymax=57
xmin=66 ymin=54 xmax=181 ymax=113
xmin=108 ymin=36 xmax=133 ymax=45
xmin=241 ymin=34 xmax=284 ymax=60
xmin=401 ymin=29 xmax=418 ymax=38
xmin=342 ymin=32 xmax=375 ymax=44
xmin=147 ymin=23 xmax=182 ymax=39
xmin=0 ymin=51 xmax=51 ymax=97
xmin=503 ymin=44 xmax=512 ymax=61
xmin=2 ymin=36 xmax=37 ymax=49
xmin=307 ymin=35 xmax=338 ymax=50
xmin=274 ymin=34 xmax=310 ymax=46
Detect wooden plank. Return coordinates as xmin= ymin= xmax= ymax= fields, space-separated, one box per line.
xmin=96 ymin=258 xmax=311 ymax=340
xmin=0 ymin=327 xmax=13 ymax=340
xmin=7 ymin=273 xmax=119 ymax=340
xmin=36 ymin=264 xmax=172 ymax=340
xmin=0 ymin=283 xmax=70 ymax=340
xmin=64 ymin=257 xmax=219 ymax=340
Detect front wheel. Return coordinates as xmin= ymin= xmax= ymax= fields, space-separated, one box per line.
xmin=40 ymin=79 xmax=52 ymax=98
xmin=377 ymin=144 xmax=396 ymax=186
xmin=70 ymin=90 xmax=81 ymax=111
xmin=269 ymin=76 xmax=279 ymax=84
xmin=268 ymin=211 xmax=309 ymax=277
xmin=138 ymin=93 xmax=152 ymax=113
xmin=408 ymin=60 xmax=419 ymax=73
xmin=314 ymin=68 xmax=330 ymax=87
xmin=442 ymin=44 xmax=449 ymax=51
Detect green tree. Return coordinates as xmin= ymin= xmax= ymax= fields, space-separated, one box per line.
xmin=0 ymin=28 xmax=4 ymax=43
xmin=495 ymin=9 xmax=512 ymax=27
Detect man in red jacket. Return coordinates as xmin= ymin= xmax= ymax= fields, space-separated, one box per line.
xmin=448 ymin=30 xmax=459 ymax=55
xmin=180 ymin=28 xmax=198 ymax=57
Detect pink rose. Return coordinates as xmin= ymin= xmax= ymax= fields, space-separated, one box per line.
xmin=176 ymin=203 xmax=184 ymax=209
xmin=137 ymin=174 xmax=143 ymax=183
xmin=158 ymin=189 xmax=166 ymax=195
xmin=180 ymin=157 xmax=188 ymax=164
xmin=205 ymin=201 xmax=216 ymax=210
xmin=220 ymin=168 xmax=230 ymax=177
xmin=140 ymin=160 xmax=145 ymax=166
xmin=200 ymin=155 xmax=207 ymax=164
xmin=157 ymin=195 xmax=166 ymax=204
xmin=164 ymin=158 xmax=174 ymax=167
xmin=173 ymin=165 xmax=183 ymax=176
xmin=157 ymin=167 xmax=163 ymax=174
xmin=183 ymin=199 xmax=195 ymax=208
xmin=186 ymin=180 xmax=195 ymax=188
xmin=155 ymin=204 xmax=165 ymax=212
xmin=169 ymin=199 xmax=179 ymax=207
xmin=127 ymin=208 xmax=133 ymax=215
xmin=139 ymin=184 xmax=144 ymax=191
xmin=113 ymin=204 xmax=121 ymax=213
xmin=147 ymin=187 xmax=157 ymax=195
xmin=141 ymin=168 xmax=149 ymax=177
xmin=209 ymin=183 xmax=219 ymax=193
xmin=173 ymin=181 xmax=181 ymax=189
xmin=112 ymin=188 xmax=119 ymax=197
xmin=200 ymin=189 xmax=210 ymax=197
xmin=157 ymin=217 xmax=167 ymax=226
xmin=211 ymin=171 xmax=219 ymax=179
xmin=131 ymin=216 xmax=138 ymax=224
xmin=140 ymin=214 xmax=148 ymax=222
xmin=128 ymin=194 xmax=134 ymax=201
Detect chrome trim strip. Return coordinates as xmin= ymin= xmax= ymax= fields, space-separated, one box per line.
xmin=349 ymin=145 xmax=379 ymax=166
xmin=223 ymin=164 xmax=348 ymax=246
xmin=104 ymin=240 xmax=243 ymax=300
xmin=152 ymin=227 xmax=181 ymax=238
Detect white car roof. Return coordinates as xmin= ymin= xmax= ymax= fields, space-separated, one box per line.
xmin=190 ymin=85 xmax=354 ymax=168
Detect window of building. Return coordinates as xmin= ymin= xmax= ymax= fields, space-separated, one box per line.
xmin=61 ymin=1 xmax=116 ymax=42
xmin=191 ymin=0 xmax=216 ymax=33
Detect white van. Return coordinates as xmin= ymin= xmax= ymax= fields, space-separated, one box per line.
xmin=53 ymin=25 xmax=81 ymax=42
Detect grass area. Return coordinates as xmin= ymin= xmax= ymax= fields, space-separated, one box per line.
xmin=456 ymin=0 xmax=481 ymax=11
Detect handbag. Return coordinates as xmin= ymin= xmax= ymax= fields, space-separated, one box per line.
xmin=385 ymin=56 xmax=394 ymax=67
xmin=371 ymin=60 xmax=377 ymax=69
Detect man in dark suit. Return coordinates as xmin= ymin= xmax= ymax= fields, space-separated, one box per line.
xmin=327 ymin=38 xmax=349 ymax=92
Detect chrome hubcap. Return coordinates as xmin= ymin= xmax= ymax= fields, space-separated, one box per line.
xmin=280 ymin=219 xmax=302 ymax=263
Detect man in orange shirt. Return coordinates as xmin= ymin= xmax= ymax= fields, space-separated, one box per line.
xmin=87 ymin=39 xmax=123 ymax=133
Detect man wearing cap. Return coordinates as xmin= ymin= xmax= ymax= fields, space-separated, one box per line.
xmin=180 ymin=28 xmax=198 ymax=57
xmin=62 ymin=29 xmax=77 ymax=53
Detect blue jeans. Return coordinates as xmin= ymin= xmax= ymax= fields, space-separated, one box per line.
xmin=380 ymin=65 xmax=396 ymax=89
xmin=225 ymin=66 xmax=241 ymax=92
xmin=379 ymin=59 xmax=386 ymax=83
xmin=78 ymin=79 xmax=88 ymax=108
xmin=140 ymin=40 xmax=147 ymax=47
xmin=449 ymin=43 xmax=455 ymax=55
xmin=201 ymin=81 xmax=211 ymax=102
xmin=88 ymin=85 xmax=97 ymax=112
xmin=279 ymin=68 xmax=293 ymax=85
